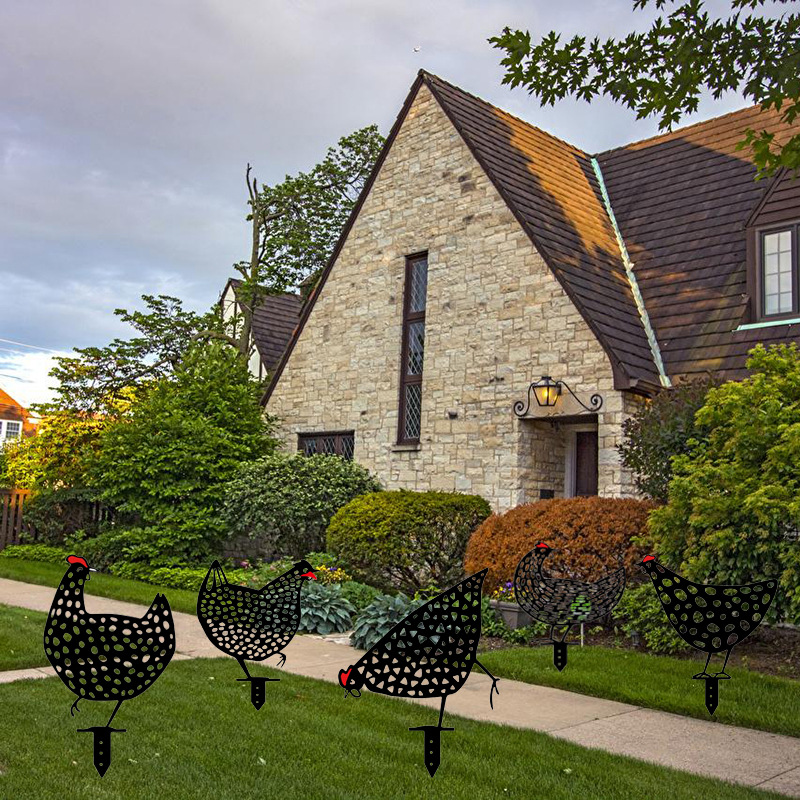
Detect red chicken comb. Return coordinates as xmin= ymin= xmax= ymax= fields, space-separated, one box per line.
xmin=642 ymin=555 xmax=656 ymax=563
xmin=535 ymin=542 xmax=550 ymax=549
xmin=66 ymin=555 xmax=89 ymax=569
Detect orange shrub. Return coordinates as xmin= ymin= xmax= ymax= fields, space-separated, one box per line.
xmin=464 ymin=497 xmax=653 ymax=592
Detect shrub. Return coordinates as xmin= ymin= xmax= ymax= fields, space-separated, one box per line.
xmin=299 ymin=582 xmax=355 ymax=635
xmin=618 ymin=377 xmax=715 ymax=502
xmin=351 ymin=593 xmax=423 ymax=651
xmin=464 ymin=497 xmax=652 ymax=592
xmin=649 ymin=344 xmax=800 ymax=624
xmin=222 ymin=453 xmax=381 ymax=558
xmin=20 ymin=487 xmax=108 ymax=545
xmin=327 ymin=490 xmax=491 ymax=593
xmin=613 ymin=583 xmax=688 ymax=654
xmin=340 ymin=580 xmax=382 ymax=612
xmin=0 ymin=544 xmax=68 ymax=564
xmin=76 ymin=526 xmax=206 ymax=571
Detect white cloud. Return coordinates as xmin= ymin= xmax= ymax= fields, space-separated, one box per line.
xmin=0 ymin=348 xmax=69 ymax=408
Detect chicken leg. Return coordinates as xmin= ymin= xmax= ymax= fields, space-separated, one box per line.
xmin=714 ymin=647 xmax=733 ymax=680
xmin=693 ymin=652 xmax=714 ymax=679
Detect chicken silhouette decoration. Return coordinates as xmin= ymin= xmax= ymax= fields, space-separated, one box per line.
xmin=338 ymin=569 xmax=499 ymax=777
xmin=641 ymin=555 xmax=777 ymax=713
xmin=44 ymin=555 xmax=175 ymax=776
xmin=197 ymin=559 xmax=316 ymax=708
xmin=514 ymin=542 xmax=626 ymax=670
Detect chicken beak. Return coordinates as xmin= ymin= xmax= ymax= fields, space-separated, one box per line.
xmin=89 ymin=568 xmax=97 ymax=572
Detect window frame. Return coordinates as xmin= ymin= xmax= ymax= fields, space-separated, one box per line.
xmin=297 ymin=430 xmax=355 ymax=460
xmin=397 ymin=252 xmax=428 ymax=445
xmin=756 ymin=223 xmax=799 ymax=321
xmin=0 ymin=419 xmax=23 ymax=443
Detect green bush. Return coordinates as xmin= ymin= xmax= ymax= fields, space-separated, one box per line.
xmin=0 ymin=544 xmax=68 ymax=564
xmin=351 ymin=593 xmax=423 ymax=651
xmin=222 ymin=453 xmax=381 ymax=558
xmin=299 ymin=582 xmax=355 ymax=635
xmin=479 ymin=597 xmax=547 ymax=643
xmin=649 ymin=344 xmax=800 ymax=623
xmin=17 ymin=487 xmax=107 ymax=545
xmin=327 ymin=490 xmax=491 ymax=593
xmin=614 ymin=583 xmax=688 ymax=654
xmin=618 ymin=377 xmax=715 ymax=503
xmin=340 ymin=580 xmax=382 ymax=612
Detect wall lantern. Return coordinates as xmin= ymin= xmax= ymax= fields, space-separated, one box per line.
xmin=514 ymin=376 xmax=603 ymax=419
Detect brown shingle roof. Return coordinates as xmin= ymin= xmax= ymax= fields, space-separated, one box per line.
xmin=227 ymin=280 xmax=302 ymax=372
xmin=597 ymin=105 xmax=800 ymax=380
xmin=424 ymin=74 xmax=661 ymax=389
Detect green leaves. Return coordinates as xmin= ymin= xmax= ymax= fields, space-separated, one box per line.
xmin=649 ymin=343 xmax=800 ymax=623
xmin=491 ymin=0 xmax=800 ymax=176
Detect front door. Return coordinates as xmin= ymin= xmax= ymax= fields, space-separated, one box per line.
xmin=574 ymin=431 xmax=598 ymax=496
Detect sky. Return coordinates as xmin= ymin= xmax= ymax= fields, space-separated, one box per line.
xmin=0 ymin=0 xmax=749 ymax=407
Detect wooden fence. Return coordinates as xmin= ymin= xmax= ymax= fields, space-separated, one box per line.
xmin=0 ymin=489 xmax=35 ymax=550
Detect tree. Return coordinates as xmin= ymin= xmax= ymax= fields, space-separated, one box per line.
xmin=491 ymin=1 xmax=800 ymax=176
xmin=230 ymin=125 xmax=385 ymax=358
xmin=91 ymin=341 xmax=277 ymax=561
xmin=618 ymin=376 xmax=715 ymax=502
xmin=44 ymin=295 xmax=225 ymax=414
xmin=648 ymin=344 xmax=800 ymax=623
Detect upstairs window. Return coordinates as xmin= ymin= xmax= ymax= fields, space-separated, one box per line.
xmin=298 ymin=431 xmax=354 ymax=460
xmin=0 ymin=420 xmax=22 ymax=442
xmin=398 ymin=253 xmax=428 ymax=444
xmin=761 ymin=227 xmax=797 ymax=317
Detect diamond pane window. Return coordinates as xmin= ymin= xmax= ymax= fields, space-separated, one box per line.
xmin=404 ymin=384 xmax=422 ymax=441
xmin=298 ymin=432 xmax=354 ymax=460
xmin=398 ymin=253 xmax=428 ymax=444
xmin=407 ymin=321 xmax=425 ymax=375
xmin=409 ymin=257 xmax=428 ymax=313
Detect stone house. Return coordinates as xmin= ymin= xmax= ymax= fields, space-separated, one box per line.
xmin=261 ymin=71 xmax=800 ymax=511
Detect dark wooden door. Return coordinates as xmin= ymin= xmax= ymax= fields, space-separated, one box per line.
xmin=575 ymin=431 xmax=598 ymax=496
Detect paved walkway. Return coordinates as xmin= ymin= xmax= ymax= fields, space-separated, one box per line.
xmin=2 ymin=576 xmax=799 ymax=797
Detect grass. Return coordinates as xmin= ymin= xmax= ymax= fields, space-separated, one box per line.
xmin=0 ymin=559 xmax=199 ymax=614
xmin=480 ymin=644 xmax=800 ymax=738
xmin=0 ymin=658 xmax=787 ymax=800
xmin=0 ymin=604 xmax=49 ymax=670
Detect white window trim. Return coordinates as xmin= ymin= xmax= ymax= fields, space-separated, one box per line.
xmin=0 ymin=419 xmax=23 ymax=443
xmin=563 ymin=423 xmax=599 ymax=499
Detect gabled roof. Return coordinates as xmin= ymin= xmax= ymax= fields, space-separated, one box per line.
xmin=597 ymin=104 xmax=800 ymax=379
xmin=224 ymin=279 xmax=302 ymax=372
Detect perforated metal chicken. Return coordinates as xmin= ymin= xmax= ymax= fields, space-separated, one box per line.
xmin=44 ymin=555 xmax=176 ymax=776
xmin=514 ymin=542 xmax=626 ymax=670
xmin=197 ymin=559 xmax=316 ymax=708
xmin=338 ymin=569 xmax=499 ymax=776
xmin=641 ymin=555 xmax=778 ymax=713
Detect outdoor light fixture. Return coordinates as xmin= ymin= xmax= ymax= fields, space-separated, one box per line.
xmin=513 ymin=376 xmax=603 ymax=419
xmin=531 ymin=375 xmax=561 ymax=407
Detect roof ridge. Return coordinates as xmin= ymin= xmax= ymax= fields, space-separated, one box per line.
xmin=594 ymin=102 xmax=770 ymax=157
xmin=419 ymin=70 xmax=587 ymax=157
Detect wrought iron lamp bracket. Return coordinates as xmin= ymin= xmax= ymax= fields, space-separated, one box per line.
xmin=513 ymin=378 xmax=603 ymax=419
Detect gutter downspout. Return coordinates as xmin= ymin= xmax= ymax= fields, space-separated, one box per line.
xmin=590 ymin=157 xmax=671 ymax=388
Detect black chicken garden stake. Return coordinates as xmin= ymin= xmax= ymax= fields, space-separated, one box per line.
xmin=641 ymin=556 xmax=778 ymax=714
xmin=44 ymin=555 xmax=176 ymax=776
xmin=338 ymin=569 xmax=499 ymax=777
xmin=514 ymin=543 xmax=625 ymax=671
xmin=197 ymin=559 xmax=316 ymax=709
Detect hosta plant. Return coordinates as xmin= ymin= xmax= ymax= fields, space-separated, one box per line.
xmin=299 ymin=582 xmax=355 ymax=635
xmin=350 ymin=593 xmax=424 ymax=651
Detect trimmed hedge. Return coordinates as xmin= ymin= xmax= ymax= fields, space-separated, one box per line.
xmin=327 ymin=490 xmax=491 ymax=593
xmin=464 ymin=497 xmax=652 ymax=592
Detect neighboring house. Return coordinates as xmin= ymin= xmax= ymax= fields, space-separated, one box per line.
xmin=262 ymin=70 xmax=800 ymax=511
xmin=0 ymin=387 xmax=36 ymax=444
xmin=219 ymin=278 xmax=303 ymax=381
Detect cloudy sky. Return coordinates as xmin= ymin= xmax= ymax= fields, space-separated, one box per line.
xmin=0 ymin=0 xmax=747 ymax=406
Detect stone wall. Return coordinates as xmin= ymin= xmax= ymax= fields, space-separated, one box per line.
xmin=266 ymin=83 xmax=639 ymax=510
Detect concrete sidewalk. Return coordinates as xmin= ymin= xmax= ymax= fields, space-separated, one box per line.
xmin=2 ymin=576 xmax=798 ymax=797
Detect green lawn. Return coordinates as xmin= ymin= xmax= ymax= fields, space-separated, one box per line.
xmin=0 ymin=604 xmax=48 ymax=670
xmin=0 ymin=658 xmax=786 ymax=800
xmin=481 ymin=644 xmax=800 ymax=738
xmin=0 ymin=559 xmax=199 ymax=614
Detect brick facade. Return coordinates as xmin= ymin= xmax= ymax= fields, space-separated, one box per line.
xmin=265 ymin=84 xmax=641 ymax=511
